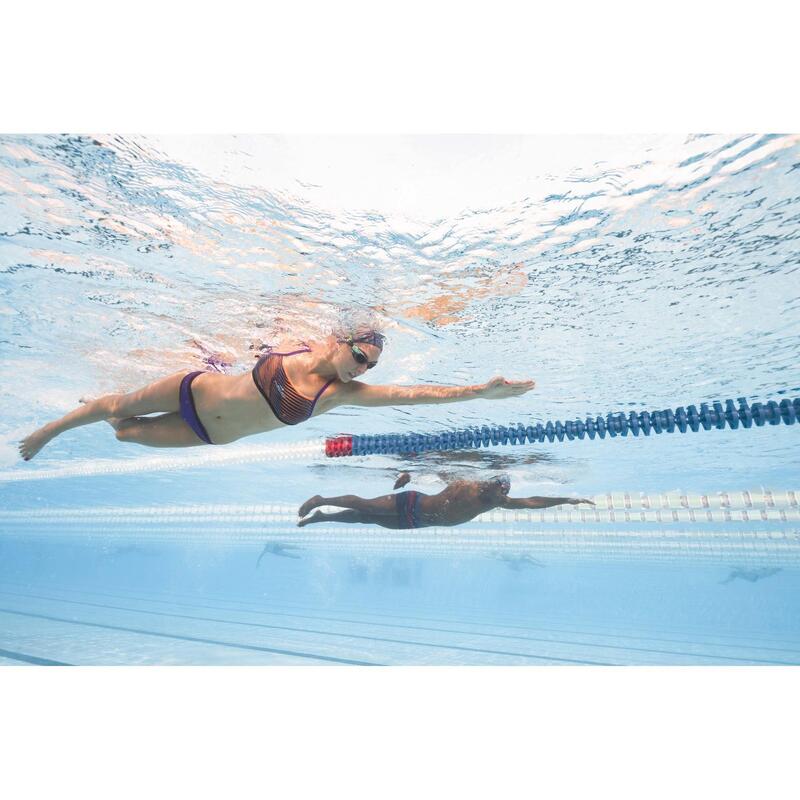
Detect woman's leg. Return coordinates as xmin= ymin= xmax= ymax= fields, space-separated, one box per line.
xmin=112 ymin=412 xmax=208 ymax=448
xmin=19 ymin=371 xmax=189 ymax=460
xmin=297 ymin=493 xmax=397 ymax=518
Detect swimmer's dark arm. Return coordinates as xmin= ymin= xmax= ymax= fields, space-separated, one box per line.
xmin=501 ymin=496 xmax=594 ymax=509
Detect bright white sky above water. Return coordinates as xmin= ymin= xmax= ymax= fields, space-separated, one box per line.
xmin=143 ymin=134 xmax=681 ymax=222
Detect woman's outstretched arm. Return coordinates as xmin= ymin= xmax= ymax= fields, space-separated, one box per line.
xmin=332 ymin=376 xmax=535 ymax=408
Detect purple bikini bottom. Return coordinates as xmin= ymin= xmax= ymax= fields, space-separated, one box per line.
xmin=179 ymin=371 xmax=213 ymax=444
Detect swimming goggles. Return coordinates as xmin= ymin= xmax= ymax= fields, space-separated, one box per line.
xmin=492 ymin=475 xmax=511 ymax=493
xmin=349 ymin=343 xmax=378 ymax=369
xmin=339 ymin=335 xmax=379 ymax=368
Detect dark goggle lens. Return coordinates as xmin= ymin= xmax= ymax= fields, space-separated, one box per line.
xmin=352 ymin=346 xmax=378 ymax=369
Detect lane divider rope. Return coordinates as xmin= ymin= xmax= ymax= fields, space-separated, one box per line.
xmin=3 ymin=397 xmax=796 ymax=483
xmin=0 ymin=438 xmax=327 ymax=482
xmin=2 ymin=489 xmax=797 ymax=526
xmin=326 ymin=396 xmax=800 ymax=456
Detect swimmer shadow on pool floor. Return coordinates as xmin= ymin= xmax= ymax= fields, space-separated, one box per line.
xmin=489 ymin=552 xmax=547 ymax=572
xmin=256 ymin=542 xmax=304 ymax=568
xmin=719 ymin=567 xmax=782 ymax=585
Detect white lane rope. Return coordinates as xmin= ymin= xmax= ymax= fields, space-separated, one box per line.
xmin=0 ymin=438 xmax=327 ymax=482
xmin=2 ymin=490 xmax=798 ymax=526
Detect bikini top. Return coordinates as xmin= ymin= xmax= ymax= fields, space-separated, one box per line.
xmin=251 ymin=346 xmax=334 ymax=426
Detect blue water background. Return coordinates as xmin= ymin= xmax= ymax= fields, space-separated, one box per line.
xmin=1 ymin=134 xmax=799 ymax=664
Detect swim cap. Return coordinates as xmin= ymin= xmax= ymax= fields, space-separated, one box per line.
xmin=350 ymin=330 xmax=386 ymax=350
xmin=491 ymin=474 xmax=511 ymax=493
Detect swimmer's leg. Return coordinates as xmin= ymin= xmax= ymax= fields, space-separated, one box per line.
xmin=112 ymin=412 xmax=207 ymax=448
xmin=19 ymin=371 xmax=188 ymax=460
xmin=298 ymin=509 xmax=403 ymax=529
xmin=297 ymin=493 xmax=397 ymax=518
xmin=298 ymin=510 xmax=362 ymax=526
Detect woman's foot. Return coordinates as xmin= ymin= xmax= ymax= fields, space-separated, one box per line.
xmin=298 ymin=495 xmax=323 ymax=517
xmin=19 ymin=424 xmax=55 ymax=461
xmin=297 ymin=510 xmax=324 ymax=527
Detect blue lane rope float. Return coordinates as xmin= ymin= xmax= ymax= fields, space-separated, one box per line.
xmin=325 ymin=397 xmax=799 ymax=457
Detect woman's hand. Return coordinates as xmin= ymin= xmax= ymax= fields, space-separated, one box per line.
xmin=479 ymin=376 xmax=536 ymax=399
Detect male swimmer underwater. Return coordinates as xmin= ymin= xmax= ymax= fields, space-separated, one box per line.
xmin=298 ymin=472 xmax=594 ymax=529
xmin=20 ymin=328 xmax=535 ymax=460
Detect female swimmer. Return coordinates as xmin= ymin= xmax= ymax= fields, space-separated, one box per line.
xmin=19 ymin=329 xmax=535 ymax=460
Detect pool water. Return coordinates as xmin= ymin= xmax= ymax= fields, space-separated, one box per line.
xmin=1 ymin=134 xmax=798 ymax=664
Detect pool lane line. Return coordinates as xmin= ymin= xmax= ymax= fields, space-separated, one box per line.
xmin=4 ymin=589 xmax=799 ymax=666
xmin=0 ymin=646 xmax=72 ymax=666
xmin=0 ymin=597 xmax=614 ymax=666
xmin=4 ymin=578 xmax=800 ymax=655
xmin=6 ymin=583 xmax=800 ymax=659
xmin=0 ymin=607 xmax=382 ymax=666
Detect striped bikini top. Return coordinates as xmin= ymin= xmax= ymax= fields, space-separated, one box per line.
xmin=251 ymin=346 xmax=334 ymax=426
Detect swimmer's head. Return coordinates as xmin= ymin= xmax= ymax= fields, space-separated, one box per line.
xmin=333 ymin=327 xmax=386 ymax=381
xmin=488 ymin=474 xmax=511 ymax=498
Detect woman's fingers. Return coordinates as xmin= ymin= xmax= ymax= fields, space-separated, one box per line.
xmin=482 ymin=377 xmax=536 ymax=396
xmin=506 ymin=381 xmax=535 ymax=393
xmin=501 ymin=377 xmax=535 ymax=389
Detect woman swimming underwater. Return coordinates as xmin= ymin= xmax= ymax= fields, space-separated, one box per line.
xmin=19 ymin=329 xmax=535 ymax=460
